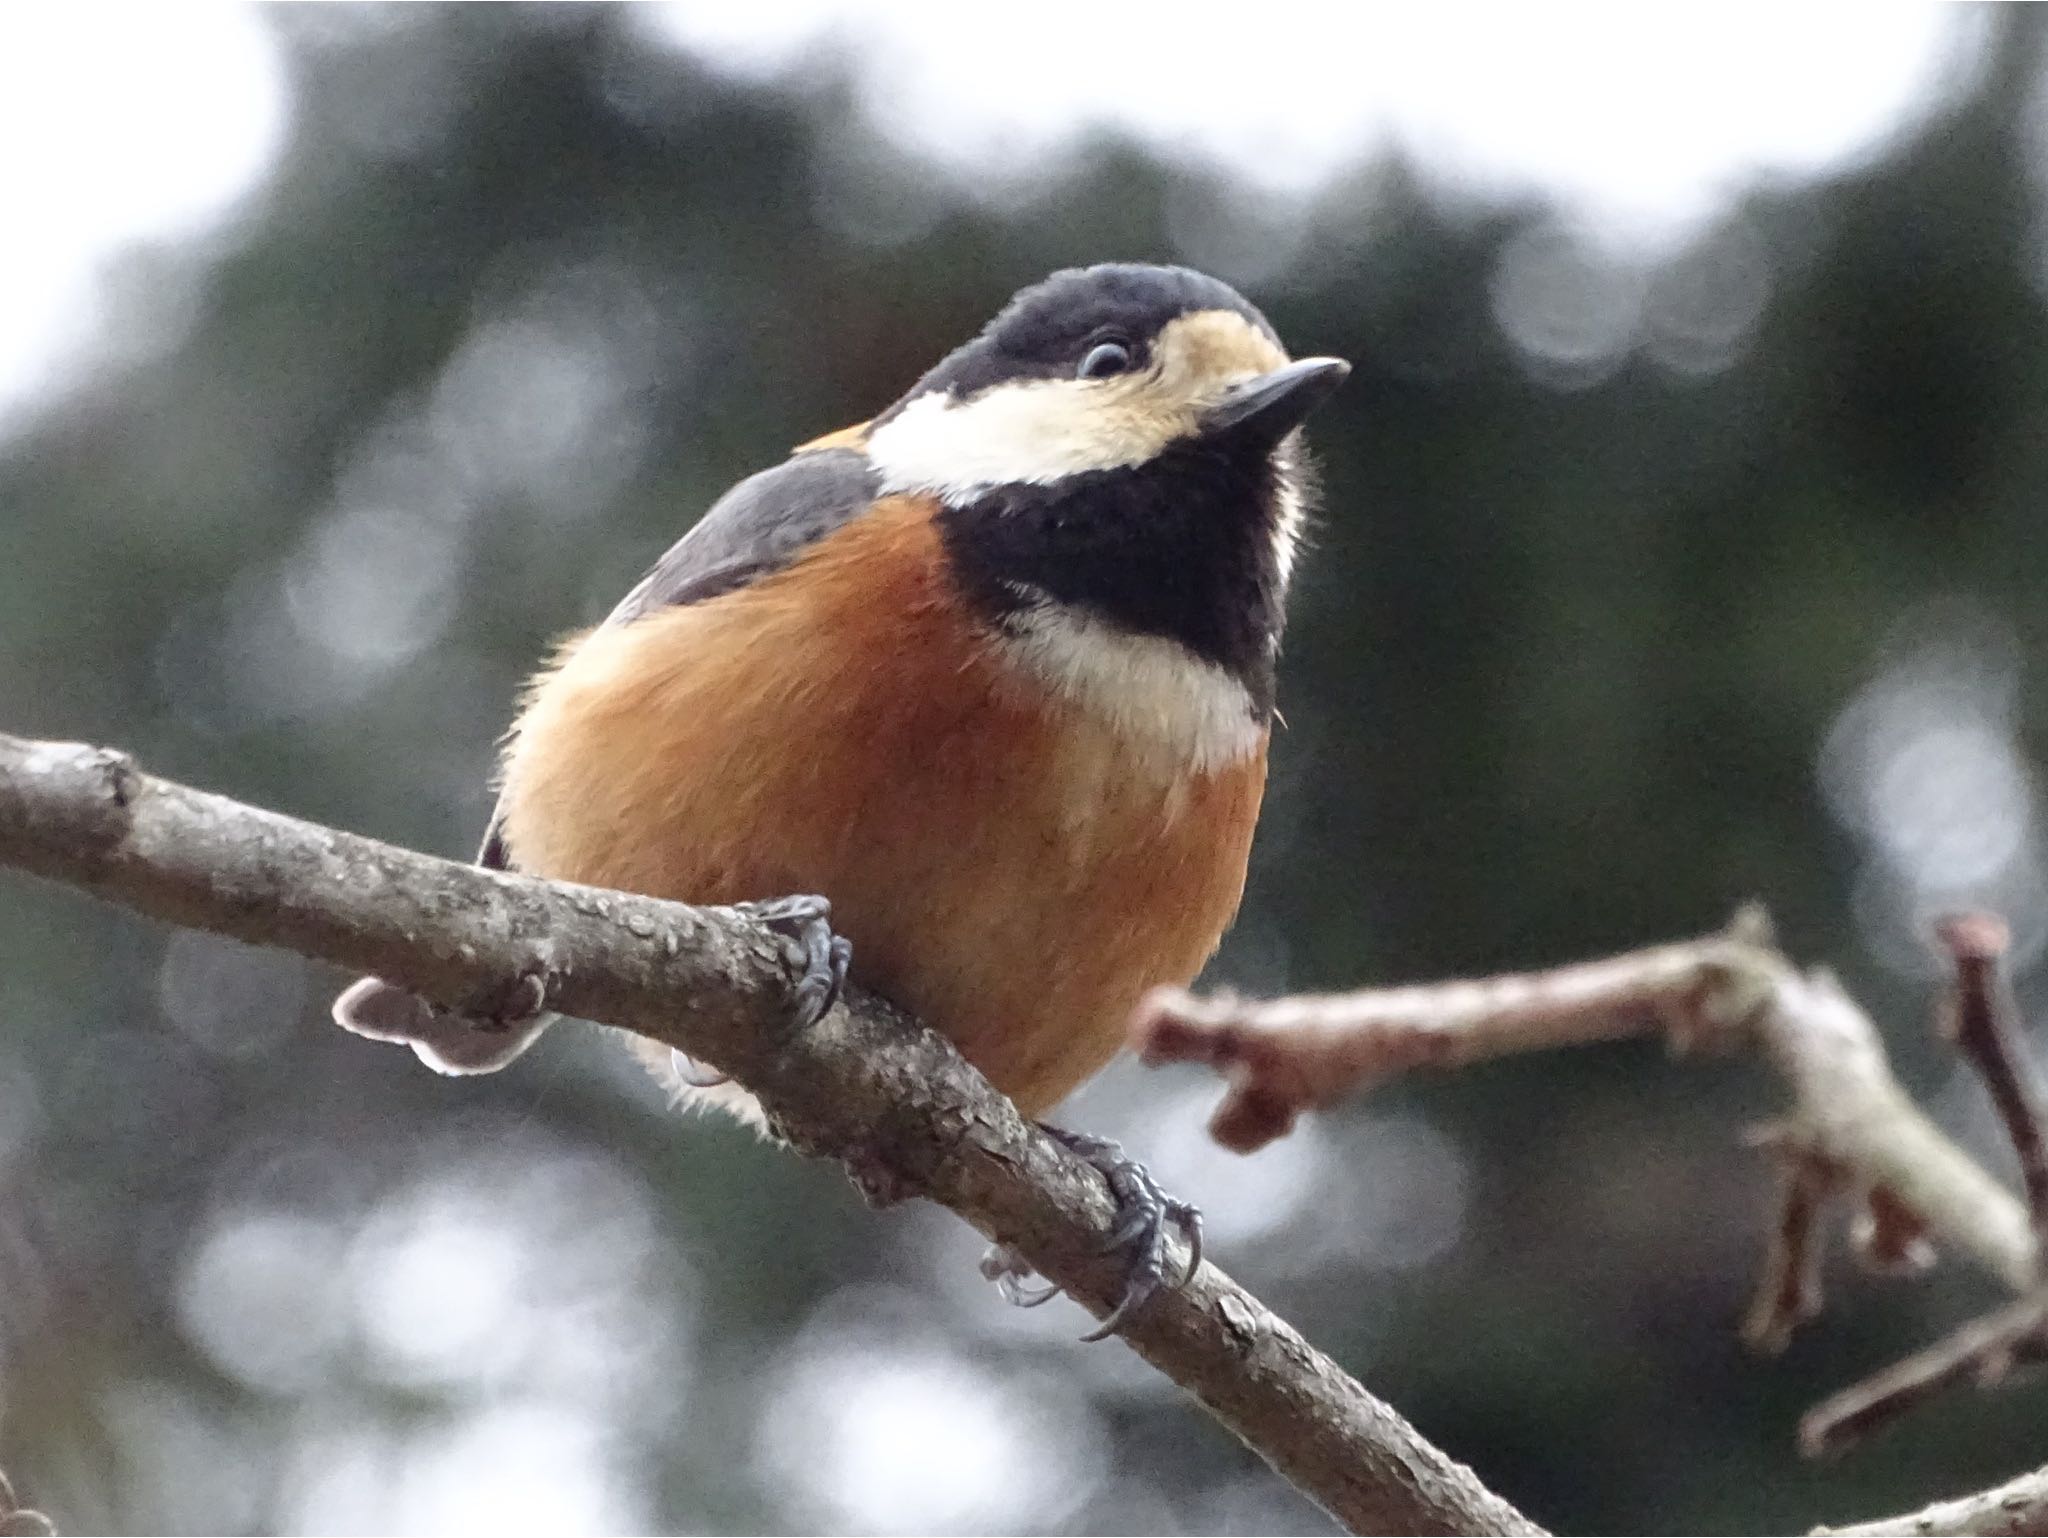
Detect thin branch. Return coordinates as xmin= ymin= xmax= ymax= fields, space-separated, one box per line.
xmin=1133 ymin=907 xmax=2037 ymax=1300
xmin=1814 ymin=1459 xmax=2048 ymax=1536
xmin=1800 ymin=1291 xmax=2048 ymax=1458
xmin=1133 ymin=900 xmax=2048 ymax=1480
xmin=1933 ymin=913 xmax=2048 ymax=1248
xmin=1792 ymin=919 xmax=2048 ymax=1455
xmin=0 ymin=733 xmax=1540 ymax=1538
xmin=1742 ymin=1132 xmax=1840 ymax=1355
xmin=1131 ymin=923 xmax=1741 ymax=1152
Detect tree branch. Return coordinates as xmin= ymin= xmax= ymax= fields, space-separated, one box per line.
xmin=1133 ymin=904 xmax=2048 ymax=1471
xmin=1813 ymin=1459 xmax=2048 ymax=1536
xmin=1933 ymin=914 xmax=2048 ymax=1248
xmin=1741 ymin=1133 xmax=1839 ymax=1354
xmin=1786 ymin=917 xmax=2048 ymax=1458
xmin=1133 ymin=906 xmax=2036 ymax=1298
xmin=1799 ymin=1291 xmax=2048 ymax=1458
xmin=0 ymin=732 xmax=1540 ymax=1538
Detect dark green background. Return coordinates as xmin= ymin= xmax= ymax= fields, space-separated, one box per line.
xmin=3 ymin=7 xmax=2046 ymax=1533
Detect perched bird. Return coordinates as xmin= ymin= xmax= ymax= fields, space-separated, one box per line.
xmin=335 ymin=262 xmax=1347 ymax=1332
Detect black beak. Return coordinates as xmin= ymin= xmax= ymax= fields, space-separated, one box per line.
xmin=1203 ymin=356 xmax=1351 ymax=439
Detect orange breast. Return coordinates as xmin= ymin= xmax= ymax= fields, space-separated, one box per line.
xmin=499 ymin=498 xmax=1268 ymax=1116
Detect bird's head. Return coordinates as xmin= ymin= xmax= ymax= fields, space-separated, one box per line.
xmin=870 ymin=263 xmax=1347 ymax=515
xmin=865 ymin=264 xmax=1347 ymax=764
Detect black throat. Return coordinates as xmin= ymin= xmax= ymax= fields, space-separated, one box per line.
xmin=934 ymin=439 xmax=1287 ymax=717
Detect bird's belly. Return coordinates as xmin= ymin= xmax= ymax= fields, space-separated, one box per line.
xmin=498 ymin=505 xmax=1267 ymax=1115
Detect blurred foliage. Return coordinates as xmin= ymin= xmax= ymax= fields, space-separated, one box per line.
xmin=5 ymin=5 xmax=2048 ymax=1534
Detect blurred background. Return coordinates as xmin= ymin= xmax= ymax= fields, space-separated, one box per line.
xmin=1 ymin=3 xmax=2045 ymax=1532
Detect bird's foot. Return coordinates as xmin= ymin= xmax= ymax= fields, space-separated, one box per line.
xmin=980 ymin=1126 xmax=1203 ymax=1341
xmin=659 ymin=896 xmax=851 ymax=1092
xmin=453 ymin=967 xmax=551 ymax=1029
xmin=979 ymin=1245 xmax=1063 ymax=1308
xmin=737 ymin=893 xmax=853 ymax=1031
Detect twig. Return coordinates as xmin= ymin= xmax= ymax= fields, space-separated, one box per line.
xmin=1129 ymin=922 xmax=1753 ymax=1152
xmin=1743 ymin=1132 xmax=1840 ymax=1355
xmin=1133 ymin=907 xmax=2036 ymax=1300
xmin=1934 ymin=914 xmax=2048 ymax=1248
xmin=0 ymin=732 xmax=1540 ymax=1538
xmin=1814 ymin=1459 xmax=2048 ymax=1535
xmin=1800 ymin=1291 xmax=2048 ymax=1458
xmin=1134 ymin=902 xmax=2048 ymax=1474
xmin=1789 ymin=921 xmax=2048 ymax=1455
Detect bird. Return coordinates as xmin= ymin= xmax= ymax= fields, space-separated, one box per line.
xmin=333 ymin=261 xmax=1348 ymax=1334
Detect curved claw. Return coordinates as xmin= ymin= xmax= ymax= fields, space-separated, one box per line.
xmin=455 ymin=968 xmax=550 ymax=1027
xmin=997 ymin=1272 xmax=1062 ymax=1309
xmin=1078 ymin=1286 xmax=1146 ymax=1343
xmin=668 ymin=1049 xmax=731 ymax=1088
xmin=1077 ymin=1190 xmax=1202 ymax=1342
xmin=980 ymin=1241 xmax=1062 ymax=1309
xmin=1063 ymin=1131 xmax=1202 ymax=1341
xmin=975 ymin=1127 xmax=1203 ymax=1341
xmin=1173 ymin=1201 xmax=1204 ymax=1283
xmin=821 ymin=935 xmax=853 ymax=1015
xmin=739 ymin=895 xmax=852 ymax=1030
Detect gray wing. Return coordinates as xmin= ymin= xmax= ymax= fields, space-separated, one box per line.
xmin=334 ymin=446 xmax=880 ymax=1066
xmin=476 ymin=445 xmax=880 ymax=869
xmin=598 ymin=446 xmax=882 ymax=628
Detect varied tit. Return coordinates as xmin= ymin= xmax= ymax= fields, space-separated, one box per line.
xmin=334 ymin=262 xmax=1348 ymax=1333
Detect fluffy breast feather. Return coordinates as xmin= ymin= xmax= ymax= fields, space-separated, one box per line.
xmin=498 ymin=498 xmax=1268 ymax=1117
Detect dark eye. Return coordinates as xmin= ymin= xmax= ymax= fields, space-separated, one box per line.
xmin=1077 ymin=339 xmax=1133 ymax=379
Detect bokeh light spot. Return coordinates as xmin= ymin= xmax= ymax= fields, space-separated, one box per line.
xmin=756 ymin=1289 xmax=1107 ymax=1534
xmin=0 ymin=4 xmax=288 ymax=429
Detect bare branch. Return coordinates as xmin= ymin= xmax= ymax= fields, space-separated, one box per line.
xmin=1130 ymin=925 xmax=1750 ymax=1151
xmin=1135 ymin=908 xmax=2036 ymax=1301
xmin=1933 ymin=913 xmax=2048 ymax=1248
xmin=1800 ymin=1292 xmax=2048 ymax=1458
xmin=1743 ymin=1133 xmax=1840 ymax=1355
xmin=1792 ymin=918 xmax=2048 ymax=1457
xmin=1814 ymin=1459 xmax=2048 ymax=1536
xmin=0 ymin=732 xmax=1540 ymax=1538
xmin=1133 ymin=896 xmax=2048 ymax=1481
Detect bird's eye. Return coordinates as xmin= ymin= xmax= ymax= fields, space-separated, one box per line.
xmin=1077 ymin=339 xmax=1133 ymax=379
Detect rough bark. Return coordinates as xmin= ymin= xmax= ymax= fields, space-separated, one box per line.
xmin=0 ymin=732 xmax=1541 ymax=1538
